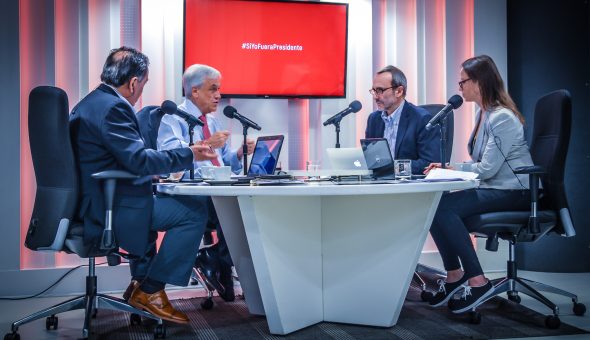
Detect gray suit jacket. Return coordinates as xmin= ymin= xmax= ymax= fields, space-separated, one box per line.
xmin=466 ymin=107 xmax=533 ymax=190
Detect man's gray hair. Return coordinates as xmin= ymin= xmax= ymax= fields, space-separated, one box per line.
xmin=183 ymin=64 xmax=221 ymax=98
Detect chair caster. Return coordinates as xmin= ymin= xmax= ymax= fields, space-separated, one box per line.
xmin=129 ymin=313 xmax=142 ymax=325
xmin=45 ymin=315 xmax=58 ymax=330
xmin=4 ymin=332 xmax=20 ymax=340
xmin=154 ymin=323 xmax=167 ymax=338
xmin=469 ymin=311 xmax=481 ymax=324
xmin=201 ymin=297 xmax=214 ymax=310
xmin=545 ymin=315 xmax=560 ymax=329
xmin=573 ymin=302 xmax=586 ymax=316
xmin=507 ymin=293 xmax=521 ymax=304
xmin=420 ymin=290 xmax=434 ymax=302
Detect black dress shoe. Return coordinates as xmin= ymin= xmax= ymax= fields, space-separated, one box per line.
xmin=449 ymin=280 xmax=494 ymax=314
xmin=194 ymin=246 xmax=224 ymax=294
xmin=429 ymin=276 xmax=467 ymax=307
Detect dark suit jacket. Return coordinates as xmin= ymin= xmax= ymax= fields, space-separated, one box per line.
xmin=69 ymin=84 xmax=193 ymax=255
xmin=365 ymin=101 xmax=440 ymax=174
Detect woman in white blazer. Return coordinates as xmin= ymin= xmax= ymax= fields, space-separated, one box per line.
xmin=424 ymin=55 xmax=534 ymax=313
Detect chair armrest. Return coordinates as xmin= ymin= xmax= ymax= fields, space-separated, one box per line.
xmin=91 ymin=170 xmax=139 ymax=250
xmin=516 ymin=166 xmax=544 ymax=234
xmin=91 ymin=170 xmax=139 ymax=180
xmin=514 ymin=165 xmax=545 ymax=175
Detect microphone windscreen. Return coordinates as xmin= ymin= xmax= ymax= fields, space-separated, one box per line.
xmin=350 ymin=100 xmax=362 ymax=113
xmin=448 ymin=95 xmax=463 ymax=109
xmin=160 ymin=100 xmax=177 ymax=114
xmin=223 ymin=105 xmax=237 ymax=118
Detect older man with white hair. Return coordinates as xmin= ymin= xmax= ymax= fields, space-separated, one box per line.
xmin=157 ymin=64 xmax=255 ymax=301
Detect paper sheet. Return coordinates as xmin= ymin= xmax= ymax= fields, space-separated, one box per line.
xmin=425 ymin=168 xmax=479 ymax=180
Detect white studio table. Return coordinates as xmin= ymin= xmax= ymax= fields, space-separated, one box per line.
xmin=158 ymin=180 xmax=478 ymax=335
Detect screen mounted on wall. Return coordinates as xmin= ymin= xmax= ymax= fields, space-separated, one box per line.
xmin=184 ymin=0 xmax=348 ymax=98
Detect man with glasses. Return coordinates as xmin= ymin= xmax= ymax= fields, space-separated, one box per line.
xmin=365 ymin=65 xmax=440 ymax=174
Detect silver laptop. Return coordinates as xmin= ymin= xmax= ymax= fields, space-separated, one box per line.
xmin=326 ymin=148 xmax=369 ymax=170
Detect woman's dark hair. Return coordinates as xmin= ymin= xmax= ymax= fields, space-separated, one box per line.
xmin=100 ymin=46 xmax=149 ymax=87
xmin=462 ymin=55 xmax=524 ymax=123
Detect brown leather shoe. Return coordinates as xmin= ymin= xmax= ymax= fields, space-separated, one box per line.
xmin=122 ymin=280 xmax=139 ymax=302
xmin=128 ymin=288 xmax=189 ymax=324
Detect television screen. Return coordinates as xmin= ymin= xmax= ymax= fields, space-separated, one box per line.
xmin=184 ymin=0 xmax=348 ymax=98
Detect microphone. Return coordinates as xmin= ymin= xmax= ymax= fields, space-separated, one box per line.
xmin=425 ymin=95 xmax=463 ymax=130
xmin=160 ymin=100 xmax=203 ymax=127
xmin=323 ymin=100 xmax=362 ymax=126
xmin=223 ymin=106 xmax=262 ymax=131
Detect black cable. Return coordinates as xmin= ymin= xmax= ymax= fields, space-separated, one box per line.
xmin=483 ymin=111 xmax=527 ymax=190
xmin=0 ymin=261 xmax=121 ymax=301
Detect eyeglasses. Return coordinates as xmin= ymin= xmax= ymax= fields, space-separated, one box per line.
xmin=369 ymin=86 xmax=394 ymax=96
xmin=458 ymin=78 xmax=471 ymax=90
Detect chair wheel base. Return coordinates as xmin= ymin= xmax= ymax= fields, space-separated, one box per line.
xmin=469 ymin=311 xmax=481 ymax=324
xmin=45 ymin=315 xmax=58 ymax=330
xmin=508 ymin=294 xmax=521 ymax=304
xmin=154 ymin=324 xmax=167 ymax=338
xmin=545 ymin=315 xmax=560 ymax=329
xmin=129 ymin=313 xmax=142 ymax=325
xmin=4 ymin=332 xmax=20 ymax=340
xmin=201 ymin=298 xmax=214 ymax=310
xmin=420 ymin=290 xmax=434 ymax=302
xmin=573 ymin=302 xmax=586 ymax=316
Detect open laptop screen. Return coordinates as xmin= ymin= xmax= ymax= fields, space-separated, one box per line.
xmin=248 ymin=135 xmax=284 ymax=176
xmin=360 ymin=138 xmax=395 ymax=177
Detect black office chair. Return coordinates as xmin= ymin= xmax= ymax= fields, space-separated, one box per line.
xmin=463 ymin=89 xmax=586 ymax=327
xmin=4 ymin=86 xmax=165 ymax=340
xmin=414 ymin=104 xmax=454 ymax=300
xmin=136 ymin=105 xmax=164 ymax=152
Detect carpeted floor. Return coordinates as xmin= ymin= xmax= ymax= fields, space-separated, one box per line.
xmin=92 ymin=280 xmax=589 ymax=340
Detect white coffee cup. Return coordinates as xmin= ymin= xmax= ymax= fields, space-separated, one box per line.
xmin=198 ymin=166 xmax=231 ymax=180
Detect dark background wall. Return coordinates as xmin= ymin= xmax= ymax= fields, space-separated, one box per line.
xmin=0 ymin=0 xmax=21 ymax=272
xmin=508 ymin=0 xmax=590 ymax=271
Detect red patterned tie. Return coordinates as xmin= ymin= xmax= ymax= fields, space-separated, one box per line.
xmin=199 ymin=114 xmax=221 ymax=166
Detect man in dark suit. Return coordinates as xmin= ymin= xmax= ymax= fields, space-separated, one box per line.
xmin=365 ymin=65 xmax=440 ymax=174
xmin=70 ymin=46 xmax=217 ymax=324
